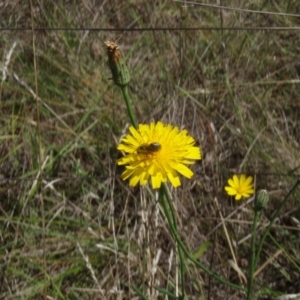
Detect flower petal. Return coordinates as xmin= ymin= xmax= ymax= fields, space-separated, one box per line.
xmin=233 ymin=175 xmax=240 ymax=188
xmin=235 ymin=194 xmax=242 ymax=201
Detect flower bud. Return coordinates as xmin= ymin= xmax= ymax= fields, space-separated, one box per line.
xmin=104 ymin=41 xmax=130 ymax=87
xmin=254 ymin=190 xmax=269 ymax=212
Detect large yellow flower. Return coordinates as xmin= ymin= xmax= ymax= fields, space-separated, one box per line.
xmin=117 ymin=122 xmax=201 ymax=189
xmin=224 ymin=174 xmax=255 ymax=200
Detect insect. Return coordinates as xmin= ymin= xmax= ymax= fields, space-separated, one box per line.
xmin=137 ymin=142 xmax=162 ymax=154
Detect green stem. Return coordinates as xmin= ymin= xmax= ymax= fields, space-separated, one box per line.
xmin=160 ymin=184 xmax=246 ymax=293
xmin=247 ymin=210 xmax=260 ymax=300
xmin=254 ymin=180 xmax=300 ymax=269
xmin=160 ymin=184 xmax=186 ymax=298
xmin=121 ymin=85 xmax=137 ymax=129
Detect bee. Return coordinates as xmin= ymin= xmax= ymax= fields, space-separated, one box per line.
xmin=137 ymin=142 xmax=162 ymax=154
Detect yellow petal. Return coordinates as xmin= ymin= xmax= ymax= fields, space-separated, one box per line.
xmin=225 ymin=186 xmax=237 ymax=196
xmin=235 ymin=194 xmax=242 ymax=200
xmin=167 ymin=171 xmax=181 ymax=188
xmin=233 ymin=175 xmax=240 ymax=188
xmin=129 ymin=126 xmax=143 ymax=142
xmin=151 ymin=173 xmax=162 ymax=189
xmin=129 ymin=174 xmax=140 ymax=187
xmin=140 ymin=171 xmax=150 ymax=186
xmin=227 ymin=179 xmax=235 ymax=188
xmin=170 ymin=162 xmax=194 ymax=178
xmin=245 ymin=176 xmax=253 ymax=186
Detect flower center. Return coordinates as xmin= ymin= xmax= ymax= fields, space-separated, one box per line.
xmin=237 ymin=185 xmax=246 ymax=194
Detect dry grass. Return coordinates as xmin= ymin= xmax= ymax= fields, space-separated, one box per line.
xmin=0 ymin=1 xmax=300 ymax=299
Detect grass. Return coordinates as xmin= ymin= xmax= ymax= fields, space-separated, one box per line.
xmin=1 ymin=0 xmax=300 ymax=299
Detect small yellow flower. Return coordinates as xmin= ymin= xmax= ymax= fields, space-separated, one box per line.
xmin=225 ymin=174 xmax=254 ymax=200
xmin=117 ymin=121 xmax=201 ymax=189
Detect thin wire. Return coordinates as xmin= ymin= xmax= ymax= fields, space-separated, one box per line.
xmin=0 ymin=172 xmax=298 ymax=182
xmin=1 ymin=26 xmax=300 ymax=32
xmin=174 ymin=0 xmax=300 ymax=18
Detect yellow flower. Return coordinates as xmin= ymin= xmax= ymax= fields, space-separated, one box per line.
xmin=117 ymin=122 xmax=201 ymax=189
xmin=225 ymin=174 xmax=255 ymax=200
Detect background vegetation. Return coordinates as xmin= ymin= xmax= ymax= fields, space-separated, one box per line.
xmin=0 ymin=0 xmax=299 ymax=299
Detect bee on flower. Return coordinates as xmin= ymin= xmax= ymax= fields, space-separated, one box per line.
xmin=117 ymin=121 xmax=201 ymax=189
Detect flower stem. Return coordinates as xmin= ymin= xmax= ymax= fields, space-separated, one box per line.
xmin=160 ymin=184 xmax=246 ymax=293
xmin=160 ymin=184 xmax=186 ymax=298
xmin=247 ymin=210 xmax=259 ymax=299
xmin=121 ymin=85 xmax=137 ymax=129
xmin=254 ymin=180 xmax=300 ymax=269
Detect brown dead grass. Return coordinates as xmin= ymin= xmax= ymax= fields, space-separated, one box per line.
xmin=0 ymin=1 xmax=299 ymax=299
